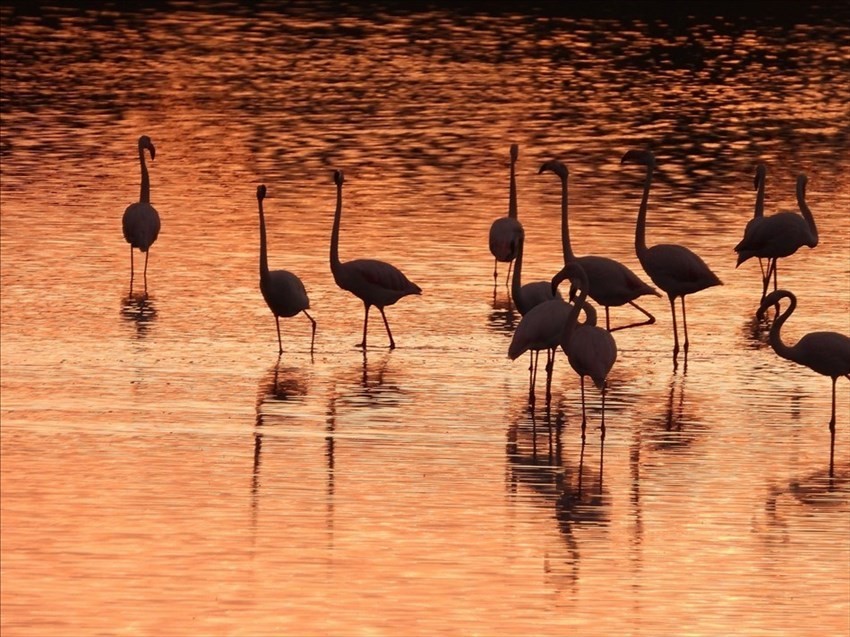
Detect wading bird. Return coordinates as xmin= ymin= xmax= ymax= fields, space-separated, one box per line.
xmin=552 ymin=263 xmax=618 ymax=442
xmin=539 ymin=159 xmax=658 ymax=332
xmin=735 ymin=174 xmax=818 ymax=300
xmin=621 ymin=149 xmax=722 ymax=366
xmin=489 ymin=144 xmax=524 ymax=288
xmin=758 ymin=290 xmax=850 ymax=476
xmin=736 ymin=163 xmax=769 ymax=297
xmin=122 ymin=135 xmax=161 ymax=295
xmin=256 ymin=185 xmax=316 ymax=356
xmin=329 ymin=170 xmax=421 ymax=349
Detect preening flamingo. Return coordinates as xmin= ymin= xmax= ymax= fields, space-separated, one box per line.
xmin=489 ymin=143 xmax=524 ymax=287
xmin=256 ymin=185 xmax=316 ymax=356
xmin=757 ymin=290 xmax=850 ymax=475
xmin=539 ymin=159 xmax=658 ymax=332
xmin=122 ymin=135 xmax=161 ymax=295
xmin=735 ymin=174 xmax=818 ymax=299
xmin=552 ymin=263 xmax=618 ymax=442
xmin=621 ymin=149 xmax=722 ymax=366
xmin=329 ymin=170 xmax=421 ymax=349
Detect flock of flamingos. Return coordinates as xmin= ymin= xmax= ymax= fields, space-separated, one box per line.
xmin=120 ymin=135 xmax=849 ymax=472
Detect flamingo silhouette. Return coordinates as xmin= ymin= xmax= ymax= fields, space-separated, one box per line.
xmin=621 ymin=150 xmax=722 ymax=366
xmin=488 ymin=144 xmax=524 ymax=288
xmin=329 ymin=170 xmax=421 ymax=349
xmin=758 ymin=290 xmax=850 ymax=475
xmin=552 ymin=263 xmax=617 ymax=442
xmin=122 ymin=135 xmax=161 ymax=295
xmin=256 ymin=185 xmax=316 ymax=356
xmin=736 ymin=163 xmax=770 ymax=296
xmin=735 ymin=174 xmax=818 ymax=300
xmin=539 ymin=159 xmax=658 ymax=332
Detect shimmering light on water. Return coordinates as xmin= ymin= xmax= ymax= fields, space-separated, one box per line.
xmin=2 ymin=3 xmax=849 ymax=636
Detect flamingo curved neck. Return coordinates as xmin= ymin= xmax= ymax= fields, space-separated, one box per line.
xmin=510 ymin=234 xmax=524 ymax=308
xmin=635 ymin=163 xmax=653 ymax=258
xmin=330 ymin=184 xmax=343 ymax=276
xmin=769 ymin=295 xmax=797 ymax=363
xmin=258 ymin=199 xmax=270 ymax=280
xmin=797 ymin=179 xmax=818 ymax=245
xmin=582 ymin=301 xmax=598 ymax=327
xmin=553 ymin=265 xmax=589 ymax=344
xmin=508 ymin=154 xmax=518 ymax=219
xmin=139 ymin=145 xmax=151 ymax=203
xmin=559 ymin=171 xmax=575 ymax=261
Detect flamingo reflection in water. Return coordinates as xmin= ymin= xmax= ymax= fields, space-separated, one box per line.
xmin=122 ymin=135 xmax=161 ymax=296
xmin=736 ymin=174 xmax=818 ymax=302
xmin=621 ymin=149 xmax=722 ymax=368
xmin=256 ymin=185 xmax=316 ymax=357
xmin=120 ymin=294 xmax=158 ymax=339
xmin=488 ymin=143 xmax=523 ymax=290
xmin=758 ymin=290 xmax=850 ymax=476
xmin=329 ymin=170 xmax=421 ymax=349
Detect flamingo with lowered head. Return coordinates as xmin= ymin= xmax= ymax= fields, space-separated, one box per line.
xmin=735 ymin=174 xmax=818 ymax=300
xmin=621 ymin=149 xmax=722 ymax=366
xmin=539 ymin=159 xmax=658 ymax=332
xmin=330 ymin=169 xmax=421 ymax=349
xmin=122 ymin=135 xmax=161 ymax=295
xmin=489 ymin=143 xmax=524 ymax=288
xmin=256 ymin=185 xmax=316 ymax=356
xmin=757 ymin=289 xmax=850 ymax=475
xmin=552 ymin=262 xmax=618 ymax=442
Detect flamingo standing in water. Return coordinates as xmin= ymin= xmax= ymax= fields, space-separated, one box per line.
xmin=122 ymin=135 xmax=161 ymax=295
xmin=757 ymin=290 xmax=850 ymax=475
xmin=621 ymin=150 xmax=722 ymax=366
xmin=736 ymin=163 xmax=769 ymax=297
xmin=256 ymin=185 xmax=316 ymax=356
xmin=329 ymin=170 xmax=421 ymax=349
xmin=488 ymin=144 xmax=523 ymax=288
xmin=539 ymin=159 xmax=658 ymax=332
xmin=552 ymin=263 xmax=618 ymax=443
xmin=735 ymin=174 xmax=818 ymax=300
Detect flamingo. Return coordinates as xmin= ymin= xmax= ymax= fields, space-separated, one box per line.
xmin=329 ymin=169 xmax=421 ymax=349
xmin=539 ymin=159 xmax=658 ymax=332
xmin=735 ymin=174 xmax=818 ymax=300
xmin=509 ymin=226 xmax=562 ymax=398
xmin=488 ymin=143 xmax=524 ymax=287
xmin=736 ymin=163 xmax=770 ymax=296
xmin=757 ymin=290 xmax=850 ymax=475
xmin=621 ymin=149 xmax=722 ymax=366
xmin=552 ymin=263 xmax=618 ymax=442
xmin=256 ymin=185 xmax=316 ymax=356
xmin=122 ymin=135 xmax=161 ymax=295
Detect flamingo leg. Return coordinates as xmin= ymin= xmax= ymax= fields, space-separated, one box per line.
xmin=143 ymin=249 xmax=150 ymax=295
xmin=303 ymin=310 xmax=317 ymax=356
xmin=772 ymin=259 xmax=778 ymax=292
xmin=668 ymin=295 xmax=680 ymax=366
xmin=601 ymin=383 xmax=607 ymax=443
xmin=609 ymin=300 xmax=657 ymax=332
xmin=580 ymin=376 xmax=587 ymax=442
xmin=605 ymin=306 xmax=611 ymax=332
xmin=274 ymin=316 xmax=283 ymax=355
xmin=129 ymin=246 xmax=135 ymax=294
xmin=600 ymin=384 xmax=606 ymax=487
xmin=378 ymin=306 xmax=396 ymax=349
xmin=493 ymin=258 xmax=498 ymax=284
xmin=358 ymin=304 xmax=370 ymax=349
xmin=680 ymin=295 xmax=689 ymax=354
xmin=829 ymin=376 xmax=837 ymax=477
xmin=545 ymin=348 xmax=555 ymax=406
xmin=505 ymin=259 xmax=514 ymax=288
xmin=530 ymin=350 xmax=540 ymax=406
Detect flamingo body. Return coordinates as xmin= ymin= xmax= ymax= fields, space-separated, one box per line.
xmin=566 ymin=304 xmax=618 ymax=391
xmin=329 ymin=170 xmax=420 ymax=349
xmin=508 ymin=299 xmax=574 ymax=361
xmin=122 ymin=135 xmax=160 ymax=294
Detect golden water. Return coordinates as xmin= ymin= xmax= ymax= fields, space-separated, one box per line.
xmin=2 ymin=4 xmax=849 ymax=635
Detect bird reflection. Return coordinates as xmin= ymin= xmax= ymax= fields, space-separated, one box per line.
xmin=741 ymin=311 xmax=772 ymax=350
xmin=506 ymin=398 xmax=611 ymax=585
xmin=644 ymin=372 xmax=707 ymax=451
xmin=335 ymin=350 xmax=408 ymax=409
xmin=120 ymin=294 xmax=158 ymax=338
xmin=487 ymin=291 xmax=518 ymax=335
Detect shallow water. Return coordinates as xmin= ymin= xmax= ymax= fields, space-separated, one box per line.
xmin=2 ymin=3 xmax=849 ymax=635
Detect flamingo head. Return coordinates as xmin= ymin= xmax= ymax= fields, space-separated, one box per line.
xmin=334 ymin=169 xmax=344 ymax=186
xmin=757 ymin=289 xmax=791 ymax=321
xmin=510 ymin=143 xmax=518 ymax=162
xmin=754 ymin=163 xmax=766 ymax=190
xmin=257 ymin=184 xmax=267 ymax=201
xmin=138 ymin=135 xmax=156 ymax=160
xmin=538 ymin=159 xmax=567 ymax=179
xmin=621 ymin=149 xmax=654 ymax=167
